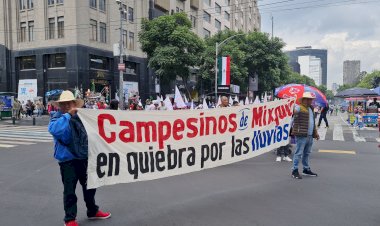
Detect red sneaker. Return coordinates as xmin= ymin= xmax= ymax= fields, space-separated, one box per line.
xmin=65 ymin=220 xmax=78 ymax=226
xmin=88 ymin=210 xmax=111 ymax=220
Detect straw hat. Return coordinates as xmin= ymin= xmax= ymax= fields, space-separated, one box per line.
xmin=53 ymin=90 xmax=84 ymax=108
xmin=299 ymin=92 xmax=316 ymax=101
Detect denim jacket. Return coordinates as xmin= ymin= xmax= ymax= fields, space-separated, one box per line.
xmin=48 ymin=111 xmax=88 ymax=162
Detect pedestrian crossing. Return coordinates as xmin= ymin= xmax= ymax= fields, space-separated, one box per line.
xmin=317 ymin=124 xmax=379 ymax=143
xmin=0 ymin=125 xmax=53 ymax=149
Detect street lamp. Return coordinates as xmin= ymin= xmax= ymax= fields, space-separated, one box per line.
xmin=214 ymin=33 xmax=245 ymax=102
xmin=116 ymin=0 xmax=126 ymax=110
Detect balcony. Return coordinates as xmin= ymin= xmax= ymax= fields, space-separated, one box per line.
xmin=190 ymin=0 xmax=199 ymax=9
xmin=155 ymin=0 xmax=170 ymax=12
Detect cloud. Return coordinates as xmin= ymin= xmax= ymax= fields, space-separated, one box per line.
xmin=260 ymin=0 xmax=380 ymax=89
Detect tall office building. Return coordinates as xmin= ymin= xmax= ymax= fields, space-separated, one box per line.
xmin=0 ymin=0 xmax=261 ymax=99
xmin=285 ymin=46 xmax=328 ymax=86
xmin=343 ymin=60 xmax=361 ymax=85
xmin=298 ymin=56 xmax=322 ymax=86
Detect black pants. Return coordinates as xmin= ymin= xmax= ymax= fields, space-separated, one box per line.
xmin=277 ymin=144 xmax=292 ymax=157
xmin=318 ymin=113 xmax=329 ymax=127
xmin=59 ymin=159 xmax=99 ymax=223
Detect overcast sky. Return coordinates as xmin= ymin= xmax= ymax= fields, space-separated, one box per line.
xmin=259 ymin=0 xmax=380 ymax=89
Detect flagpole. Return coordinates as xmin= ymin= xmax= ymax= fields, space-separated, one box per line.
xmin=214 ymin=33 xmax=245 ymax=103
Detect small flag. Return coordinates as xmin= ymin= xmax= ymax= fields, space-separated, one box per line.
xmin=217 ymin=56 xmax=231 ymax=85
xmin=174 ymin=86 xmax=186 ymax=108
xmin=240 ymin=100 xmax=244 ymax=106
xmin=254 ymin=96 xmax=260 ymax=104
xmin=263 ymin=92 xmax=268 ymax=103
xmin=229 ymin=96 xmax=233 ymax=105
xmin=164 ymin=96 xmax=173 ymax=110
xmin=203 ymin=98 xmax=209 ymax=109
xmin=235 ymin=95 xmax=239 ymax=102
xmin=245 ymin=97 xmax=249 ymax=105
xmin=190 ymin=101 xmax=194 ymax=110
xmin=217 ymin=95 xmax=221 ymax=106
xmin=184 ymin=95 xmax=189 ymax=104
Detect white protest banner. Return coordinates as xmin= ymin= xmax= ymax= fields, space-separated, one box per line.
xmin=77 ymin=98 xmax=296 ymax=189
xmin=18 ymin=79 xmax=37 ymax=103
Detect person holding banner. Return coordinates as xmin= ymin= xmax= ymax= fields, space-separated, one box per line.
xmin=218 ymin=96 xmax=230 ymax=108
xmin=48 ymin=90 xmax=111 ymax=226
xmin=291 ymin=92 xmax=320 ymax=179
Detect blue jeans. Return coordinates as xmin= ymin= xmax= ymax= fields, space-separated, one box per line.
xmin=292 ymin=136 xmax=314 ymax=171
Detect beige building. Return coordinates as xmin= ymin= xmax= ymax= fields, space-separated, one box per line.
xmin=0 ymin=0 xmax=260 ymax=99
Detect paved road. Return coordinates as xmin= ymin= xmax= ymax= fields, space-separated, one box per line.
xmin=0 ymin=114 xmax=379 ymax=226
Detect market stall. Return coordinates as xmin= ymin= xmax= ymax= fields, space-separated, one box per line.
xmin=336 ymin=87 xmax=379 ymax=127
xmin=0 ymin=92 xmax=16 ymax=120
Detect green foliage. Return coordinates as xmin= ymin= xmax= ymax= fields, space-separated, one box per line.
xmin=286 ymin=72 xmax=317 ymax=87
xmin=199 ymin=30 xmax=290 ymax=94
xmin=357 ymin=70 xmax=380 ymax=89
xmin=325 ymin=90 xmax=335 ymax=100
xmin=337 ymin=83 xmax=356 ymax=92
xmin=139 ymin=13 xmax=205 ymax=86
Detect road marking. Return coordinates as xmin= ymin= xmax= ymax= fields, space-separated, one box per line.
xmin=0 ymin=134 xmax=53 ymax=140
xmin=0 ymin=131 xmax=51 ymax=137
xmin=0 ymin=140 xmax=36 ymax=145
xmin=0 ymin=144 xmax=16 ymax=148
xmin=333 ymin=124 xmax=345 ymax=141
xmin=349 ymin=128 xmax=366 ymax=142
xmin=319 ymin=150 xmax=356 ymax=155
xmin=317 ymin=127 xmax=327 ymax=140
xmin=0 ymin=137 xmax=52 ymax=142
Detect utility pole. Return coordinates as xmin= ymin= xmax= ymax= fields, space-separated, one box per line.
xmin=214 ymin=33 xmax=245 ymax=102
xmin=118 ymin=2 xmax=124 ymax=110
xmin=271 ymin=15 xmax=274 ymax=39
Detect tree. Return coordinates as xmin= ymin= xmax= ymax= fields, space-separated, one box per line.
xmin=139 ymin=13 xmax=205 ymax=95
xmin=199 ymin=30 xmax=248 ymax=92
xmin=337 ymin=83 xmax=356 ymax=92
xmin=199 ymin=30 xmax=290 ymax=95
xmin=325 ymin=90 xmax=334 ymax=100
xmin=285 ymin=71 xmax=317 ymax=87
xmin=357 ymin=70 xmax=380 ymax=89
xmin=243 ymin=33 xmax=289 ymax=94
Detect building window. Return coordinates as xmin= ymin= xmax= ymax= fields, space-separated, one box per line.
xmin=90 ymin=0 xmax=96 ymax=8
xmin=99 ymin=22 xmax=106 ymax=43
xmin=57 ymin=17 xmax=64 ymax=38
xmin=90 ymin=19 xmax=97 ymax=41
xmin=121 ymin=4 xmax=127 ymax=20
xmin=215 ymin=3 xmax=221 ymax=14
xmin=28 ymin=21 xmax=34 ymax=41
xmin=90 ymin=55 xmax=109 ymax=70
xmin=190 ymin=15 xmax=196 ymax=28
xmin=224 ymin=11 xmax=230 ymax=21
xmin=128 ymin=7 xmax=134 ymax=22
xmin=20 ymin=0 xmax=26 ymax=10
xmin=27 ymin=0 xmax=34 ymax=9
xmin=122 ymin=30 xmax=127 ymax=48
xmin=19 ymin=56 xmax=36 ymax=70
xmin=203 ymin=0 xmax=211 ymax=6
xmin=203 ymin=28 xmax=210 ymax=38
xmin=215 ymin=19 xmax=221 ymax=31
xmin=48 ymin=18 xmax=55 ymax=39
xmin=57 ymin=0 xmax=64 ymax=4
xmin=203 ymin=11 xmax=211 ymax=23
xmin=48 ymin=53 xmax=66 ymax=68
xmin=176 ymin=7 xmax=180 ymax=13
xmin=99 ymin=0 xmax=105 ymax=11
xmin=128 ymin=31 xmax=135 ymax=50
xmin=48 ymin=0 xmax=54 ymax=5
xmin=19 ymin=22 xmax=27 ymax=42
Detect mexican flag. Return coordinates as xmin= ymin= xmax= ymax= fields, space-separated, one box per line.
xmin=217 ymin=56 xmax=231 ymax=86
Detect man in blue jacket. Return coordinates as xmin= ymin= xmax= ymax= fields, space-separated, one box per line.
xmin=48 ymin=90 xmax=111 ymax=226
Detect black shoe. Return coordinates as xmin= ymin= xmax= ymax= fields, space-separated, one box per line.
xmin=292 ymin=170 xmax=302 ymax=179
xmin=303 ymin=169 xmax=318 ymax=177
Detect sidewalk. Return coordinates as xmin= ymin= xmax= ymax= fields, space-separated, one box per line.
xmin=0 ymin=115 xmax=50 ymax=127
